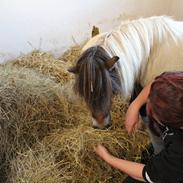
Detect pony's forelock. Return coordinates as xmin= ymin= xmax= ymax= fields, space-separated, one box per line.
xmin=74 ymin=46 xmax=112 ymax=114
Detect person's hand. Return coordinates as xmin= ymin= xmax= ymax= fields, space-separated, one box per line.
xmin=125 ymin=102 xmax=139 ymax=135
xmin=94 ymin=144 xmax=111 ymax=161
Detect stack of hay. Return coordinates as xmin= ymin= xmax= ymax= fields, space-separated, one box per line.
xmin=12 ymin=50 xmax=74 ymax=84
xmin=0 ymin=45 xmax=148 ymax=183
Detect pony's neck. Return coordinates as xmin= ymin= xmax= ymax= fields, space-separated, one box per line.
xmin=103 ymin=16 xmax=181 ymax=98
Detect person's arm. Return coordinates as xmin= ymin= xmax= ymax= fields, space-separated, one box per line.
xmin=125 ymin=82 xmax=152 ymax=134
xmin=131 ymin=81 xmax=152 ymax=109
xmin=95 ymin=145 xmax=146 ymax=182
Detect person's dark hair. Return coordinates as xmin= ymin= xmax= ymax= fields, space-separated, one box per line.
xmin=147 ymin=71 xmax=183 ymax=136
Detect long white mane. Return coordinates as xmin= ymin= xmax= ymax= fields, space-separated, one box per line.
xmin=83 ymin=16 xmax=183 ymax=98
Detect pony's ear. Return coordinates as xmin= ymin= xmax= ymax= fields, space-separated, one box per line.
xmin=105 ymin=56 xmax=119 ymax=70
xmin=68 ymin=66 xmax=78 ymax=74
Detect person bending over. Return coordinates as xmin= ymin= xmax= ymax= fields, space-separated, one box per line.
xmin=94 ymin=72 xmax=183 ymax=183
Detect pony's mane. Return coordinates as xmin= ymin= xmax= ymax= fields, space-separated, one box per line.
xmin=83 ymin=16 xmax=183 ymax=98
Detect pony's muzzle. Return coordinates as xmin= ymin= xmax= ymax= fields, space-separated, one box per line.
xmin=92 ymin=114 xmax=111 ymax=129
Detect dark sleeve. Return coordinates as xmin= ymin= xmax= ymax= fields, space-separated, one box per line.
xmin=142 ymin=148 xmax=183 ymax=183
xmin=142 ymin=150 xmax=168 ymax=183
xmin=142 ymin=163 xmax=157 ymax=183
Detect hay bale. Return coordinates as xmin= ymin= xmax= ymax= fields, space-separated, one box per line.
xmin=0 ymin=63 xmax=147 ymax=182
xmin=43 ymin=126 xmax=148 ymax=183
xmin=4 ymin=76 xmax=148 ymax=183
xmin=12 ymin=50 xmax=73 ymax=84
xmin=0 ymin=46 xmax=148 ymax=182
xmin=10 ymin=144 xmax=72 ymax=183
xmin=0 ymin=64 xmax=90 ymax=181
xmin=110 ymin=95 xmax=129 ymax=129
xmin=0 ymin=63 xmax=92 ymax=148
xmin=0 ymin=64 xmax=64 ymax=147
xmin=61 ymin=45 xmax=82 ymax=63
xmin=10 ymin=125 xmax=148 ymax=183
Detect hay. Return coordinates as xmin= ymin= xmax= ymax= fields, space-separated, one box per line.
xmin=0 ymin=64 xmax=65 ymax=148
xmin=61 ymin=45 xmax=82 ymax=63
xmin=44 ymin=127 xmax=148 ymax=183
xmin=10 ymin=125 xmax=148 ymax=183
xmin=0 ymin=63 xmax=93 ymax=148
xmin=12 ymin=50 xmax=73 ymax=84
xmin=0 ymin=45 xmax=149 ymax=183
xmin=0 ymin=64 xmax=90 ymax=181
xmin=110 ymin=95 xmax=130 ymax=129
xmin=10 ymin=144 xmax=72 ymax=183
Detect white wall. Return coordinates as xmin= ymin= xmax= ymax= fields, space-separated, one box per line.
xmin=0 ymin=0 xmax=179 ymax=63
xmin=168 ymin=0 xmax=183 ymax=20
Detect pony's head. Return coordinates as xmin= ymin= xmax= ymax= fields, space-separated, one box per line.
xmin=68 ymin=46 xmax=121 ymax=129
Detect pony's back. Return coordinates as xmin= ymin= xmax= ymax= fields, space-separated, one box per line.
xmin=83 ymin=16 xmax=183 ymax=97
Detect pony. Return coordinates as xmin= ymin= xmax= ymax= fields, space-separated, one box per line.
xmin=68 ymin=16 xmax=183 ymax=129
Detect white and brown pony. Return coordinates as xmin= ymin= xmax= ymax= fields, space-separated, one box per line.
xmin=69 ymin=16 xmax=183 ymax=129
